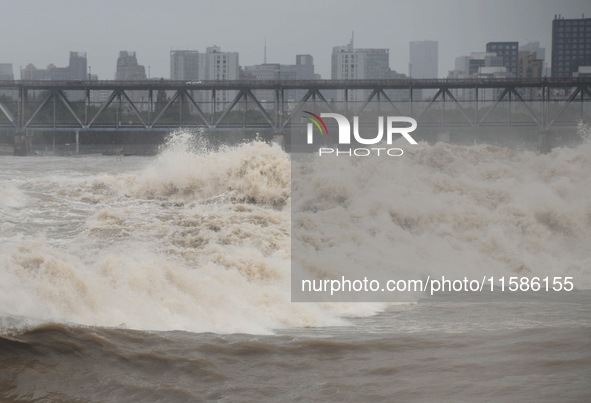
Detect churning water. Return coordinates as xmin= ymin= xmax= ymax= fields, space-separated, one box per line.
xmin=1 ymin=131 xmax=590 ymax=401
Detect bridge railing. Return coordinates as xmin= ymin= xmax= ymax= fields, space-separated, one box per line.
xmin=0 ymin=77 xmax=590 ymax=90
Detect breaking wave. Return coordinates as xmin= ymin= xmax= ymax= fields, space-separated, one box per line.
xmin=1 ymin=130 xmax=590 ymax=334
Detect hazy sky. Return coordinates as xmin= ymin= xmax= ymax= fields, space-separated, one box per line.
xmin=1 ymin=0 xmax=590 ymax=79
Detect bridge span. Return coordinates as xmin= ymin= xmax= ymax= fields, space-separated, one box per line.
xmin=0 ymin=78 xmax=589 ymax=133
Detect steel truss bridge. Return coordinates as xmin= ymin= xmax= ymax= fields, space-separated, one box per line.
xmin=0 ymin=78 xmax=590 ymax=133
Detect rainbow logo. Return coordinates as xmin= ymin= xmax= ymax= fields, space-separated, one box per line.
xmin=303 ymin=111 xmax=329 ymax=136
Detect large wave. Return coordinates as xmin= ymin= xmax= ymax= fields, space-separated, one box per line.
xmin=292 ymin=139 xmax=591 ymax=300
xmin=1 ymin=131 xmax=590 ymax=334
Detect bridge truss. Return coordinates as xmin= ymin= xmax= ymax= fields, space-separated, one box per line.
xmin=0 ymin=78 xmax=589 ymax=132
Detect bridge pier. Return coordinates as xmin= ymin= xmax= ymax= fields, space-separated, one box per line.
xmin=13 ymin=132 xmax=31 ymax=156
xmin=538 ymin=129 xmax=552 ymax=154
xmin=273 ymin=133 xmax=285 ymax=148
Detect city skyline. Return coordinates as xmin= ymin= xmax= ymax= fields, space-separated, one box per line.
xmin=1 ymin=0 xmax=590 ymax=80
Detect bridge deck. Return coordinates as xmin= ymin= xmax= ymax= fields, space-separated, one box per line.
xmin=1 ymin=77 xmax=590 ymax=90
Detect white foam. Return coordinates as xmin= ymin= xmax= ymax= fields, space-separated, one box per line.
xmin=0 ymin=132 xmax=590 ymax=334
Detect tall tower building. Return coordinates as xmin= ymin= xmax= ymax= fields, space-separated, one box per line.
xmin=199 ymin=46 xmax=239 ymax=112
xmin=552 ymin=15 xmax=591 ymax=78
xmin=115 ymin=51 xmax=146 ymax=80
xmin=115 ymin=51 xmax=147 ymax=105
xmin=0 ymin=64 xmax=14 ymax=80
xmin=486 ymin=42 xmax=518 ymax=77
xmin=243 ymin=55 xmax=317 ymax=106
xmin=203 ymin=46 xmax=239 ymax=81
xmin=331 ymin=38 xmax=391 ymax=102
xmin=409 ymin=40 xmax=439 ymax=78
xmin=68 ymin=52 xmax=87 ymax=80
xmin=409 ymin=40 xmax=439 ymax=100
xmin=170 ymin=50 xmax=200 ymax=80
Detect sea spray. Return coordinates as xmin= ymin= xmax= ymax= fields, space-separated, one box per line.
xmin=292 ymin=138 xmax=591 ymax=301
xmin=0 ymin=131 xmax=590 ymax=334
xmin=0 ymin=133 xmax=380 ymax=335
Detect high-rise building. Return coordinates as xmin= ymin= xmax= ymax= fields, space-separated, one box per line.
xmin=448 ymin=52 xmax=504 ymax=100
xmin=68 ymin=52 xmax=87 ymax=80
xmin=468 ymin=52 xmax=503 ymax=75
xmin=331 ymin=38 xmax=392 ymax=102
xmin=551 ymin=15 xmax=591 ymax=78
xmin=0 ymin=64 xmax=13 ymax=80
xmin=114 ymin=51 xmax=147 ymax=106
xmin=486 ymin=42 xmax=519 ymax=77
xmin=409 ymin=40 xmax=438 ymax=100
xmin=518 ymin=51 xmax=544 ymax=78
xmin=243 ymin=63 xmax=280 ymax=106
xmin=243 ymin=55 xmax=317 ymax=107
xmin=281 ymin=54 xmax=316 ymax=101
xmin=409 ymin=40 xmax=438 ymax=78
xmin=332 ymin=41 xmax=390 ymax=81
xmin=115 ymin=51 xmax=146 ymax=81
xmin=168 ymin=46 xmax=239 ymax=113
xmin=520 ymin=42 xmax=546 ymax=62
xmin=518 ymin=42 xmax=546 ymax=78
xmin=170 ymin=50 xmax=200 ymax=81
xmin=203 ymin=46 xmax=239 ymax=81
xmin=454 ymin=56 xmax=470 ymax=75
xmin=198 ymin=46 xmax=239 ymax=112
xmin=244 ymin=63 xmax=280 ymax=81
xmin=296 ymin=54 xmax=314 ymax=68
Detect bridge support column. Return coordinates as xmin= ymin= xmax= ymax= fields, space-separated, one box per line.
xmin=273 ymin=133 xmax=285 ymax=149
xmin=538 ymin=129 xmax=552 ymax=154
xmin=75 ymin=130 xmax=80 ymax=154
xmin=13 ymin=132 xmax=31 ymax=156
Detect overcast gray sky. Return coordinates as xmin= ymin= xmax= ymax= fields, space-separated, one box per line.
xmin=1 ymin=0 xmax=590 ymax=79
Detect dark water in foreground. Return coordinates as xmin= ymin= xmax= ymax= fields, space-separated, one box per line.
xmin=2 ymin=291 xmax=590 ymax=402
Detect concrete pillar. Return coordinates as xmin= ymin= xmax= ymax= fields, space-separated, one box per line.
xmin=13 ymin=133 xmax=31 ymax=156
xmin=538 ymin=130 xmax=551 ymax=154
xmin=273 ymin=133 xmax=285 ymax=149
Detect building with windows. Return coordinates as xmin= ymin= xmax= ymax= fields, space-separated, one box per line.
xmin=409 ymin=40 xmax=438 ymax=100
xmin=409 ymin=40 xmax=438 ymax=78
xmin=170 ymin=50 xmax=200 ymax=81
xmin=551 ymin=15 xmax=591 ymax=78
xmin=518 ymin=51 xmax=544 ymax=78
xmin=0 ymin=64 xmax=13 ymax=80
xmin=114 ymin=51 xmax=147 ymax=106
xmin=331 ymin=38 xmax=394 ymax=102
xmin=468 ymin=52 xmax=503 ymax=75
xmin=168 ymin=46 xmax=239 ymax=113
xmin=243 ymin=55 xmax=317 ymax=107
xmin=202 ymin=46 xmax=239 ymax=81
xmin=454 ymin=56 xmax=470 ymax=75
xmin=115 ymin=51 xmax=146 ymax=81
xmin=68 ymin=52 xmax=87 ymax=80
xmin=448 ymin=52 xmax=504 ymax=100
xmin=243 ymin=63 xmax=281 ymax=107
xmin=520 ymin=42 xmax=546 ymax=63
xmin=200 ymin=46 xmax=239 ymax=112
xmin=485 ymin=42 xmax=518 ymax=77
